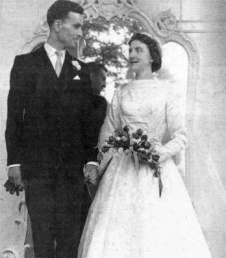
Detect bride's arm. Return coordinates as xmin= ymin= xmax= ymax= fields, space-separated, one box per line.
xmin=157 ymin=89 xmax=187 ymax=162
xmin=98 ymin=89 xmax=122 ymax=151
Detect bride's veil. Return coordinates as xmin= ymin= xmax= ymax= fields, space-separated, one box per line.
xmin=187 ymin=136 xmax=226 ymax=254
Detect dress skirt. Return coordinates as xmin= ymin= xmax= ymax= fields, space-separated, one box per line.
xmin=78 ymin=151 xmax=212 ymax=258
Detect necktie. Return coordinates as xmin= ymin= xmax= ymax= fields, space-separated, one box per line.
xmin=55 ymin=51 xmax=62 ymax=77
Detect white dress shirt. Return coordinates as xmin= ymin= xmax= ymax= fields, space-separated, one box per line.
xmin=44 ymin=43 xmax=66 ymax=70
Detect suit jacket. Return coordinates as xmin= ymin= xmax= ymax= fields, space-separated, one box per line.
xmin=5 ymin=46 xmax=98 ymax=180
xmin=89 ymin=95 xmax=107 ymax=148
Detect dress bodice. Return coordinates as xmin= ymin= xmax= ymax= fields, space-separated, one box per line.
xmin=120 ymin=79 xmax=173 ymax=141
xmin=99 ymin=79 xmax=187 ymax=157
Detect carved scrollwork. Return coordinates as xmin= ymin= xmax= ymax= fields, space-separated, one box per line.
xmin=33 ymin=15 xmax=49 ymax=35
xmin=154 ymin=9 xmax=180 ymax=37
xmin=1 ymin=250 xmax=17 ymax=258
xmin=19 ymin=15 xmax=48 ymax=54
xmin=83 ymin=0 xmax=139 ymax=21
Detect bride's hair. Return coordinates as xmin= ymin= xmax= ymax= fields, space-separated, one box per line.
xmin=128 ymin=33 xmax=162 ymax=73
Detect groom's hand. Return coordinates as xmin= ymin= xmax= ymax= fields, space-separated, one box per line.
xmin=84 ymin=164 xmax=99 ymax=186
xmin=6 ymin=166 xmax=27 ymax=196
xmin=8 ymin=166 xmax=22 ymax=187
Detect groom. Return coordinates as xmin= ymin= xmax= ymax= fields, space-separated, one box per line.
xmin=5 ymin=1 xmax=98 ymax=257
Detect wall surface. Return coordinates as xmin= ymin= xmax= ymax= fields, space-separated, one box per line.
xmin=0 ymin=0 xmax=226 ymax=257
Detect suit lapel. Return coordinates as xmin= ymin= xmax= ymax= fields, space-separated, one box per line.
xmin=34 ymin=47 xmax=83 ymax=92
xmin=59 ymin=51 xmax=72 ymax=79
xmin=34 ymin=46 xmax=64 ymax=93
xmin=59 ymin=51 xmax=80 ymax=91
xmin=34 ymin=46 xmax=57 ymax=77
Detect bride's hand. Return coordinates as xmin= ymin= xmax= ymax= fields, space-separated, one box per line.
xmin=154 ymin=145 xmax=171 ymax=163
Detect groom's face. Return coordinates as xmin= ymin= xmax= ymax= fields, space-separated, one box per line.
xmin=58 ymin=11 xmax=83 ymax=49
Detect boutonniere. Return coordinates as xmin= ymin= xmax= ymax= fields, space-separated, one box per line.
xmin=72 ymin=60 xmax=81 ymax=71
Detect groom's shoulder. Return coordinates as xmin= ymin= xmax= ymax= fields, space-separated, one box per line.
xmin=14 ymin=52 xmax=32 ymax=64
xmin=13 ymin=46 xmax=44 ymax=66
xmin=12 ymin=53 xmax=33 ymax=71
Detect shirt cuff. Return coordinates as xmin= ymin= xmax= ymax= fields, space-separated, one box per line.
xmin=86 ymin=161 xmax=99 ymax=166
xmin=8 ymin=164 xmax=21 ymax=168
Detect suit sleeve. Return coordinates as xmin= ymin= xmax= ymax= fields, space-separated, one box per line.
xmin=79 ymin=67 xmax=99 ymax=163
xmin=5 ymin=56 xmax=29 ymax=166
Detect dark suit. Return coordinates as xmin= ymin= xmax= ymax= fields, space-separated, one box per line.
xmin=89 ymin=95 xmax=107 ymax=146
xmin=84 ymin=95 xmax=107 ymax=199
xmin=5 ymin=46 xmax=97 ymax=258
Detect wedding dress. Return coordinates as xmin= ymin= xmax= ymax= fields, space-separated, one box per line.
xmin=78 ymin=79 xmax=212 ymax=258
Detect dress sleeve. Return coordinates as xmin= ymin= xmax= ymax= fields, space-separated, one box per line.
xmin=98 ymin=89 xmax=122 ymax=150
xmin=163 ymin=89 xmax=187 ymax=157
xmin=156 ymin=88 xmax=187 ymax=163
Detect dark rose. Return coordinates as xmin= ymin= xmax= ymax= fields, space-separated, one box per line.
xmin=146 ymin=152 xmax=151 ymax=159
xmin=152 ymin=155 xmax=160 ymax=162
xmin=132 ymin=133 xmax=140 ymax=139
xmin=133 ymin=142 xmax=140 ymax=151
xmin=144 ymin=142 xmax=151 ymax=149
xmin=123 ymin=125 xmax=129 ymax=133
xmin=137 ymin=152 xmax=148 ymax=161
xmin=136 ymin=129 xmax=143 ymax=137
xmin=114 ymin=141 xmax=120 ymax=148
xmin=149 ymin=162 xmax=156 ymax=170
xmin=141 ymin=135 xmax=148 ymax=141
xmin=102 ymin=146 xmax=110 ymax=153
xmin=115 ymin=129 xmax=124 ymax=137
xmin=109 ymin=136 xmax=115 ymax=143
xmin=122 ymin=140 xmax=130 ymax=150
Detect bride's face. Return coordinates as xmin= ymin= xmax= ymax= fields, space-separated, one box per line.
xmin=129 ymin=40 xmax=152 ymax=74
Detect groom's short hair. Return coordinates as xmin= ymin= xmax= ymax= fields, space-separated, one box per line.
xmin=47 ymin=0 xmax=84 ymax=28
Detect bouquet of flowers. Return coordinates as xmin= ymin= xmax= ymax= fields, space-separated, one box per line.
xmin=100 ymin=126 xmax=163 ymax=197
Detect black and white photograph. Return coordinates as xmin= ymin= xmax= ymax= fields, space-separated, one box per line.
xmin=0 ymin=0 xmax=226 ymax=257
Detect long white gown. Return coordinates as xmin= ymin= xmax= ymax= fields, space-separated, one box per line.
xmin=78 ymin=79 xmax=212 ymax=258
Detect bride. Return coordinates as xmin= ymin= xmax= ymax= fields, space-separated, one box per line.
xmin=78 ymin=32 xmax=212 ymax=258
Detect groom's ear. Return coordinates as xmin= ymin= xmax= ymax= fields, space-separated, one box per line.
xmin=53 ymin=20 xmax=62 ymax=32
